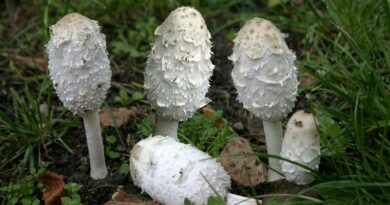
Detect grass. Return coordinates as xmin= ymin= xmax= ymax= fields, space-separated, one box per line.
xmin=0 ymin=79 xmax=76 ymax=177
xmin=0 ymin=0 xmax=389 ymax=204
xmin=296 ymin=1 xmax=390 ymax=204
xmin=135 ymin=110 xmax=237 ymax=157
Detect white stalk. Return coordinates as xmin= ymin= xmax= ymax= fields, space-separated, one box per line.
xmin=262 ymin=120 xmax=284 ymax=182
xmin=83 ymin=110 xmax=108 ymax=179
xmin=154 ymin=116 xmax=179 ymax=139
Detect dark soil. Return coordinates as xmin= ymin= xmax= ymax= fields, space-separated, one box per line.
xmin=49 ymin=132 xmax=135 ymax=204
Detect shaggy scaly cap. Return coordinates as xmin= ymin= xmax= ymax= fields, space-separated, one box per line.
xmin=46 ymin=13 xmax=111 ymax=115
xmin=144 ymin=6 xmax=214 ymax=121
xmin=230 ymin=18 xmax=298 ymax=121
xmin=280 ymin=111 xmax=320 ymax=185
xmin=130 ymin=136 xmax=231 ymax=205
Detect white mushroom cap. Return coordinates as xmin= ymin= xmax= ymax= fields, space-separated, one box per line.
xmin=130 ymin=136 xmax=231 ymax=205
xmin=279 ymin=110 xmax=320 ymax=185
xmin=144 ymin=6 xmax=215 ymax=121
xmin=230 ymin=18 xmax=298 ymax=121
xmin=46 ymin=13 xmax=111 ymax=115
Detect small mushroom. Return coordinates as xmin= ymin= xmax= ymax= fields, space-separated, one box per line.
xmin=46 ymin=13 xmax=111 ymax=179
xmin=129 ymin=136 xmax=231 ymax=205
xmin=229 ymin=18 xmax=299 ymax=182
xmin=144 ymin=6 xmax=215 ymax=139
xmin=280 ymin=110 xmax=320 ymax=185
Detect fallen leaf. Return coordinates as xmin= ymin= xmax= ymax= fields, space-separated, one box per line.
xmin=202 ymin=106 xmax=215 ymax=118
xmin=1 ymin=53 xmax=47 ymax=72
xmin=105 ymin=188 xmax=161 ymax=205
xmin=39 ymin=171 xmax=66 ymax=205
xmin=201 ymin=106 xmax=225 ymax=127
xmin=300 ymin=72 xmax=315 ymax=87
xmin=100 ymin=107 xmax=136 ymax=127
xmin=220 ymin=137 xmax=267 ymax=186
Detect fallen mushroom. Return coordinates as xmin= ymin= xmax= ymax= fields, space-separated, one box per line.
xmin=229 ymin=18 xmax=299 ymax=182
xmin=46 ymin=13 xmax=111 ymax=179
xmin=130 ymin=136 xmax=261 ymax=205
xmin=144 ymin=6 xmax=215 ymax=139
xmin=130 ymin=136 xmax=230 ymax=205
xmin=280 ymin=110 xmax=320 ymax=185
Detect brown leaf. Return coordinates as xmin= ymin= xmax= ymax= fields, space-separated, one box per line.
xmin=39 ymin=171 xmax=66 ymax=205
xmin=220 ymin=137 xmax=267 ymax=186
xmin=104 ymin=188 xmax=161 ymax=205
xmin=201 ymin=106 xmax=225 ymax=127
xmin=99 ymin=107 xmax=135 ymax=127
xmin=300 ymin=72 xmax=315 ymax=87
xmin=202 ymin=106 xmax=215 ymax=118
xmin=1 ymin=53 xmax=47 ymax=72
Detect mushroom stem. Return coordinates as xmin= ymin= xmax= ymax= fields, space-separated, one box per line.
xmin=262 ymin=120 xmax=284 ymax=182
xmin=154 ymin=116 xmax=179 ymax=139
xmin=82 ymin=110 xmax=108 ymax=179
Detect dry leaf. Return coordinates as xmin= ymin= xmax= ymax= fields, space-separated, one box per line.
xmin=201 ymin=106 xmax=225 ymax=127
xmin=104 ymin=188 xmax=161 ymax=205
xmin=300 ymin=72 xmax=315 ymax=87
xmin=220 ymin=137 xmax=267 ymax=186
xmin=1 ymin=53 xmax=47 ymax=72
xmin=39 ymin=171 xmax=66 ymax=205
xmin=100 ymin=107 xmax=135 ymax=127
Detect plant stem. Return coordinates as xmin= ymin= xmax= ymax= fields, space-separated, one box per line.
xmin=263 ymin=120 xmax=284 ymax=182
xmin=154 ymin=116 xmax=178 ymax=139
xmin=82 ymin=110 xmax=108 ymax=179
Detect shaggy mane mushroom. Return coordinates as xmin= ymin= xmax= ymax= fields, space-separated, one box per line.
xmin=46 ymin=13 xmax=111 ymax=179
xmin=230 ymin=18 xmax=299 ymax=182
xmin=144 ymin=6 xmax=215 ymax=138
xmin=280 ymin=110 xmax=320 ymax=185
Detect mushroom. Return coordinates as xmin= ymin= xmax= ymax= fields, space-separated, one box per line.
xmin=46 ymin=13 xmax=111 ymax=179
xmin=144 ymin=6 xmax=215 ymax=139
xmin=280 ymin=110 xmax=320 ymax=185
xmin=130 ymin=136 xmax=230 ymax=205
xmin=130 ymin=136 xmax=260 ymax=205
xmin=229 ymin=18 xmax=298 ymax=182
